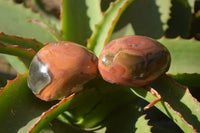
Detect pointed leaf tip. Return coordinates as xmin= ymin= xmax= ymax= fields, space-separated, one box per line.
xmin=29 ymin=93 xmax=75 ymax=133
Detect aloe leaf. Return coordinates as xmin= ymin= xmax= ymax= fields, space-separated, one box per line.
xmin=170 ymin=73 xmax=200 ymax=87
xmin=32 ymin=0 xmax=61 ymax=28
xmin=135 ymin=115 xmax=152 ymax=133
xmin=0 ymin=32 xmax=45 ymax=73
xmin=29 ymin=77 xmax=138 ymax=132
xmin=131 ymin=75 xmax=200 ymax=133
xmin=29 ymin=19 xmax=63 ymax=41
xmin=0 ymin=0 xmax=57 ymax=43
xmin=87 ymin=0 xmax=134 ymax=56
xmin=61 ymin=0 xmax=102 ymax=45
xmin=155 ymin=0 xmax=172 ymax=31
xmin=111 ymin=0 xmax=171 ymax=40
xmin=0 ymin=54 xmax=27 ymax=74
xmin=85 ymin=0 xmax=102 ymax=32
xmin=0 ymin=32 xmax=44 ymax=52
xmin=0 ymin=72 xmax=54 ymax=133
xmin=102 ymin=104 xmax=151 ymax=133
xmin=29 ymin=94 xmax=75 ymax=133
xmin=158 ymin=37 xmax=200 ymax=74
xmin=165 ymin=0 xmax=193 ymax=38
xmin=0 ymin=42 xmax=35 ymax=60
xmin=49 ymin=119 xmax=94 ymax=133
xmin=110 ymin=23 xmax=135 ymax=40
xmin=65 ymin=77 xmax=138 ymax=128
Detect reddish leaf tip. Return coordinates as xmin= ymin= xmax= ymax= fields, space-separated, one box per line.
xmin=0 ymin=71 xmax=28 ymax=94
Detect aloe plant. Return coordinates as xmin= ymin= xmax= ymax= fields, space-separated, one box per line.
xmin=0 ymin=0 xmax=200 ymax=132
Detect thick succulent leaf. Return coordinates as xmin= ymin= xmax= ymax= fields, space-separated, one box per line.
xmin=61 ymin=0 xmax=102 ymax=45
xmin=132 ymin=75 xmax=200 ymax=133
xmin=49 ymin=119 xmax=96 ymax=133
xmin=0 ymin=0 xmax=57 ymax=43
xmin=87 ymin=0 xmax=134 ymax=56
xmin=110 ymin=23 xmax=135 ymax=40
xmin=158 ymin=37 xmax=200 ymax=74
xmin=135 ymin=115 xmax=152 ymax=133
xmin=111 ymin=0 xmax=171 ymax=40
xmin=0 ymin=33 xmax=45 ymax=73
xmin=102 ymin=104 xmax=151 ymax=133
xmin=165 ymin=0 xmax=194 ymax=38
xmin=31 ymin=0 xmax=61 ymax=29
xmin=28 ymin=77 xmax=138 ymax=132
xmin=85 ymin=0 xmax=102 ymax=31
xmin=155 ymin=0 xmax=172 ymax=31
xmin=0 ymin=42 xmax=35 ymax=61
xmin=0 ymin=72 xmax=54 ymax=133
xmin=170 ymin=73 xmax=200 ymax=87
xmin=0 ymin=54 xmax=27 ymax=74
xmin=29 ymin=94 xmax=75 ymax=133
xmin=65 ymin=77 xmax=138 ymax=128
xmin=0 ymin=32 xmax=44 ymax=52
xmin=28 ymin=19 xmax=63 ymax=41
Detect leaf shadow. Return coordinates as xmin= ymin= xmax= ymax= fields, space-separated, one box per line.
xmin=150 ymin=75 xmax=200 ymax=132
xmin=113 ymin=0 xmax=164 ymax=39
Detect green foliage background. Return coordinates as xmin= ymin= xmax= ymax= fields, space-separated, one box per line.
xmin=0 ymin=0 xmax=199 ymax=133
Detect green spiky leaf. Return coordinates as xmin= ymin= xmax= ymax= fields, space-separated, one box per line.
xmin=0 ymin=72 xmax=54 ymax=133
xmin=111 ymin=0 xmax=171 ymax=40
xmin=87 ymin=0 xmax=134 ymax=56
xmin=0 ymin=32 xmax=44 ymax=52
xmin=61 ymin=0 xmax=102 ymax=45
xmin=0 ymin=54 xmax=27 ymax=74
xmin=29 ymin=76 xmax=138 ymax=132
xmin=132 ymin=75 xmax=200 ymax=133
xmin=165 ymin=0 xmax=194 ymax=38
xmin=158 ymin=37 xmax=200 ymax=74
xmin=0 ymin=0 xmax=57 ymax=43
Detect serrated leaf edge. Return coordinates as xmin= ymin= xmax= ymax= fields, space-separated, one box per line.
xmin=0 ymin=32 xmax=45 ymax=47
xmin=29 ymin=93 xmax=75 ymax=133
xmin=87 ymin=0 xmax=134 ymax=56
xmin=29 ymin=19 xmax=63 ymax=41
xmin=0 ymin=42 xmax=36 ymax=58
xmin=146 ymin=88 xmax=197 ymax=133
xmin=0 ymin=71 xmax=28 ymax=93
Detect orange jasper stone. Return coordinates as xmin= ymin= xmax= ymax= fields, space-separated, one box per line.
xmin=28 ymin=41 xmax=98 ymax=101
xmin=98 ymin=35 xmax=171 ymax=86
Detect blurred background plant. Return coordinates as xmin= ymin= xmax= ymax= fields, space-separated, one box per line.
xmin=0 ymin=0 xmax=200 ymax=133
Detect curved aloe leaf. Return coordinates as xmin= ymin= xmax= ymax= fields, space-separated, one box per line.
xmin=0 ymin=42 xmax=35 ymax=61
xmin=135 ymin=115 xmax=152 ymax=133
xmin=29 ymin=77 xmax=138 ymax=132
xmin=87 ymin=0 xmax=135 ymax=56
xmin=110 ymin=0 xmax=171 ymax=40
xmin=170 ymin=73 xmax=200 ymax=87
xmin=0 ymin=54 xmax=27 ymax=74
xmin=102 ymin=104 xmax=151 ymax=133
xmin=0 ymin=72 xmax=54 ymax=133
xmin=29 ymin=94 xmax=75 ymax=133
xmin=61 ymin=0 xmax=102 ymax=45
xmin=0 ymin=33 xmax=44 ymax=71
xmin=158 ymin=37 xmax=200 ymax=74
xmin=0 ymin=0 xmax=57 ymax=43
xmin=155 ymin=0 xmax=172 ymax=31
xmin=85 ymin=0 xmax=102 ymax=32
xmin=132 ymin=75 xmax=200 ymax=133
xmin=165 ymin=0 xmax=193 ymax=38
xmin=32 ymin=0 xmax=61 ymax=29
xmin=0 ymin=32 xmax=44 ymax=52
